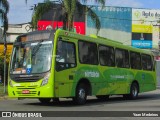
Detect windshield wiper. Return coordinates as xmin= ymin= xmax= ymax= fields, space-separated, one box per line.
xmin=32 ymin=40 xmax=44 ymax=57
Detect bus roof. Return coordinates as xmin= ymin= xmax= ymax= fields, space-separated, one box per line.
xmin=15 ymin=30 xmax=55 ymax=42
xmin=15 ymin=29 xmax=153 ymax=56
xmin=57 ymin=29 xmax=153 ymax=56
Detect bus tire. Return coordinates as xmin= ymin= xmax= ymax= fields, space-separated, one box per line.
xmin=73 ymin=83 xmax=87 ymax=105
xmin=39 ymin=98 xmax=51 ymax=104
xmin=123 ymin=82 xmax=139 ymax=100
xmin=96 ymin=95 xmax=109 ymax=101
xmin=52 ymin=98 xmax=60 ymax=103
xmin=130 ymin=82 xmax=139 ymax=99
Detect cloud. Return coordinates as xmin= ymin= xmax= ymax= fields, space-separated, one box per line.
xmin=106 ymin=0 xmax=143 ymax=8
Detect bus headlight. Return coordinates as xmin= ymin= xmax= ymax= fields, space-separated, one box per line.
xmin=41 ymin=74 xmax=50 ymax=86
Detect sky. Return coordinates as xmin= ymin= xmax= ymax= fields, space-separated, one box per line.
xmin=6 ymin=0 xmax=160 ymax=24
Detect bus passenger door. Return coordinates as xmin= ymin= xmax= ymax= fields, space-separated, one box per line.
xmin=54 ymin=40 xmax=77 ymax=97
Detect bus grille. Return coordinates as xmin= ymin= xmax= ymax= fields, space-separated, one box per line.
xmin=10 ymin=73 xmax=47 ymax=82
xmin=13 ymin=76 xmax=41 ymax=82
xmin=16 ymin=86 xmax=38 ymax=89
xmin=16 ymin=86 xmax=38 ymax=96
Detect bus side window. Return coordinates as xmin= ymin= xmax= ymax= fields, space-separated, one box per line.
xmin=56 ymin=40 xmax=65 ymax=63
xmin=142 ymin=54 xmax=152 ymax=71
xmin=56 ymin=40 xmax=76 ymax=71
xmin=130 ymin=52 xmax=141 ymax=70
xmin=115 ymin=48 xmax=129 ymax=68
xmin=99 ymin=45 xmax=115 ymax=67
xmin=115 ymin=49 xmax=122 ymax=67
xmin=152 ymin=56 xmax=155 ymax=71
xmin=78 ymin=40 xmax=98 ymax=65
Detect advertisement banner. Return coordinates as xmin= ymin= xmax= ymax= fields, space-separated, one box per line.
xmin=132 ymin=24 xmax=152 ymax=33
xmin=132 ymin=9 xmax=160 ymax=49
xmin=37 ymin=3 xmax=85 ymax=35
xmin=132 ymin=40 xmax=152 ymax=48
xmin=38 ymin=21 xmax=85 ymax=35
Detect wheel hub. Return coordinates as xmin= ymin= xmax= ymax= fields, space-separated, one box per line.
xmin=79 ymin=89 xmax=85 ymax=99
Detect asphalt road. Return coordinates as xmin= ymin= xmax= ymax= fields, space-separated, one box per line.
xmin=0 ymin=90 xmax=160 ymax=120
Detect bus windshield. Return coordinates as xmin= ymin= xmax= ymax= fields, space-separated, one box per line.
xmin=10 ymin=40 xmax=53 ymax=74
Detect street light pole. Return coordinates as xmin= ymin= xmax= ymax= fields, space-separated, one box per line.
xmin=158 ymin=19 xmax=160 ymax=51
xmin=3 ymin=33 xmax=7 ymax=94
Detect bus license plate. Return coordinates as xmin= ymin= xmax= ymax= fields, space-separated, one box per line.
xmin=22 ymin=90 xmax=30 ymax=94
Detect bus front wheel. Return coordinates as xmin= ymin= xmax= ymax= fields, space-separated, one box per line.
xmin=39 ymin=98 xmax=51 ymax=104
xmin=73 ymin=83 xmax=87 ymax=105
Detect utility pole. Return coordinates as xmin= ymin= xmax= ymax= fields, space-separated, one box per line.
xmin=158 ymin=18 xmax=160 ymax=51
xmin=158 ymin=19 xmax=160 ymax=51
xmin=3 ymin=32 xmax=7 ymax=94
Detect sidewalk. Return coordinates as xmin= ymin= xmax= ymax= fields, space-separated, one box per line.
xmin=0 ymin=95 xmax=8 ymax=100
xmin=0 ymin=84 xmax=8 ymax=100
xmin=157 ymin=86 xmax=160 ymax=89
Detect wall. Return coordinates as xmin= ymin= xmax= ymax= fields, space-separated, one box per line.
xmin=1 ymin=23 xmax=32 ymax=43
xmin=86 ymin=6 xmax=132 ymax=45
xmin=156 ymin=61 xmax=160 ymax=87
xmin=5 ymin=23 xmax=32 ymax=43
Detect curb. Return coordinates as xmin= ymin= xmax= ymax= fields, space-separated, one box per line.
xmin=0 ymin=95 xmax=8 ymax=100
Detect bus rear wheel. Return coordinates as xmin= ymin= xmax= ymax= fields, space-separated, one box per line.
xmin=73 ymin=83 xmax=87 ymax=105
xmin=39 ymin=98 xmax=51 ymax=104
xmin=123 ymin=82 xmax=139 ymax=100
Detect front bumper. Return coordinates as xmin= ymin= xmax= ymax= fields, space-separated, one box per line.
xmin=8 ymin=81 xmax=54 ymax=98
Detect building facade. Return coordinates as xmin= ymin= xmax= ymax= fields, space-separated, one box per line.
xmin=86 ymin=6 xmax=160 ymax=52
xmin=0 ymin=23 xmax=32 ymax=62
xmin=4 ymin=23 xmax=32 ymax=43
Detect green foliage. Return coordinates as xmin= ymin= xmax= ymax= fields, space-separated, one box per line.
xmin=0 ymin=56 xmax=4 ymax=83
xmin=87 ymin=7 xmax=101 ymax=34
xmin=31 ymin=0 xmax=53 ymax=29
xmin=0 ymin=0 xmax=9 ymax=36
xmin=31 ymin=0 xmax=106 ymax=34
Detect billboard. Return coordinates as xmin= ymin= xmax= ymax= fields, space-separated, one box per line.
xmin=37 ymin=3 xmax=85 ymax=35
xmin=132 ymin=32 xmax=152 ymax=48
xmin=132 ymin=9 xmax=160 ymax=49
xmin=38 ymin=21 xmax=85 ymax=35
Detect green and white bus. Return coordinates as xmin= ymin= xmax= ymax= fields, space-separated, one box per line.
xmin=8 ymin=29 xmax=157 ymax=105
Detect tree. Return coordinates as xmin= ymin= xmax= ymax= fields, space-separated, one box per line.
xmin=31 ymin=0 xmax=106 ymax=34
xmin=0 ymin=55 xmax=8 ymax=84
xmin=0 ymin=0 xmax=9 ymax=36
xmin=31 ymin=0 xmax=53 ymax=30
xmin=0 ymin=0 xmax=9 ymax=92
